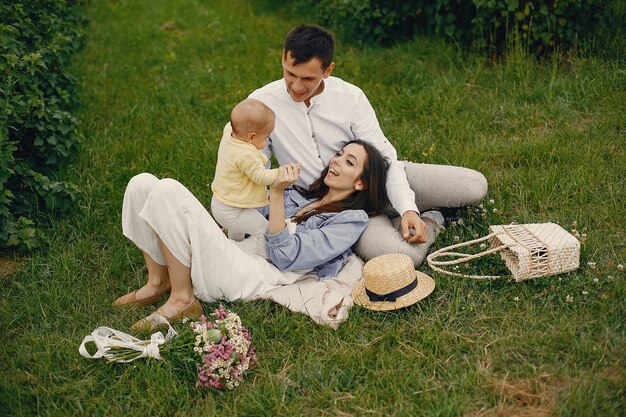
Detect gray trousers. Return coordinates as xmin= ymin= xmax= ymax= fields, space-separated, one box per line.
xmin=210 ymin=196 xmax=267 ymax=257
xmin=353 ymin=162 xmax=488 ymax=266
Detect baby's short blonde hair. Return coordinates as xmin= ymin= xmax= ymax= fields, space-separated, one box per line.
xmin=230 ymin=99 xmax=275 ymax=138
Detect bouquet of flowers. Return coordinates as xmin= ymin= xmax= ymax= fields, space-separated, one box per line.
xmin=183 ymin=305 xmax=257 ymax=389
xmin=79 ymin=305 xmax=257 ymax=390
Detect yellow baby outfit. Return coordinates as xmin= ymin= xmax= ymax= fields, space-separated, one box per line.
xmin=211 ymin=125 xmax=279 ymax=208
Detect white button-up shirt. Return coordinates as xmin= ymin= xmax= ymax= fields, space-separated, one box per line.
xmin=249 ymin=76 xmax=418 ymax=216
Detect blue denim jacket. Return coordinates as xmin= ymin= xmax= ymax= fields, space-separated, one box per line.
xmin=258 ymin=189 xmax=368 ymax=279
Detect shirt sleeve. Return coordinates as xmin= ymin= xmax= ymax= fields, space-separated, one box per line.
xmin=237 ymin=151 xmax=279 ymax=186
xmin=264 ymin=210 xmax=369 ymax=271
xmin=312 ymin=251 xmax=350 ymax=279
xmin=350 ymin=90 xmax=419 ymax=216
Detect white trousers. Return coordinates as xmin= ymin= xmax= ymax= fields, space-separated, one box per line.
xmin=210 ymin=196 xmax=267 ymax=258
xmin=121 ymin=173 xmax=306 ymax=302
xmin=354 ymin=162 xmax=488 ymax=265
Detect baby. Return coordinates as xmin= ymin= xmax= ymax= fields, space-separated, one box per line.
xmin=210 ymin=99 xmax=279 ymax=254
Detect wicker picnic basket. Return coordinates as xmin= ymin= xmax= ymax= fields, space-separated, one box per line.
xmin=427 ymin=222 xmax=580 ymax=281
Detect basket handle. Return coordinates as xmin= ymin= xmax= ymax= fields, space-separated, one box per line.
xmin=426 ymin=233 xmax=509 ymax=279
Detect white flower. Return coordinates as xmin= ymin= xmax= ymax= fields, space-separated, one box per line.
xmin=489 ymin=199 xmax=495 ymax=204
xmin=618 ymin=264 xmax=624 ymax=271
xmin=479 ymin=204 xmax=484 ymax=209
xmin=565 ymin=294 xmax=574 ymax=303
xmin=480 ymin=243 xmax=487 ymax=249
xmin=492 ymin=208 xmax=498 ymax=213
xmin=453 ymin=236 xmax=460 ymax=242
xmin=513 ymin=296 xmax=520 ymax=302
xmin=473 ymin=232 xmax=479 ymax=238
xmin=593 ymin=278 xmax=599 ymax=283
xmin=587 ymin=261 xmax=596 ymax=269
xmin=457 ymin=218 xmax=464 ymax=226
xmin=572 ymin=221 xmax=577 ymax=227
xmin=582 ymin=291 xmax=588 ymax=295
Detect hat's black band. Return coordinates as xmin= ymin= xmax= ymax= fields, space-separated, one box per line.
xmin=366 ymin=278 xmax=417 ymax=302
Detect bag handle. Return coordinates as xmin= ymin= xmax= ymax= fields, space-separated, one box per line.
xmin=426 ymin=233 xmax=509 ymax=279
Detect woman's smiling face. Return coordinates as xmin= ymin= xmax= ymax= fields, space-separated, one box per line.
xmin=324 ymin=142 xmax=368 ymax=193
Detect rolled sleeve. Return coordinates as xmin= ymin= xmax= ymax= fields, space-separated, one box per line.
xmin=265 ymin=210 xmax=369 ymax=271
xmin=351 ymin=91 xmax=419 ymax=216
xmin=313 ymin=251 xmax=350 ymax=279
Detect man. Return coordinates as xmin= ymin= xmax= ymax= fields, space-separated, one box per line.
xmin=248 ymin=24 xmax=487 ymax=264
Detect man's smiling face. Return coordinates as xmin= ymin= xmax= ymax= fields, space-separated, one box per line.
xmin=282 ymin=51 xmax=334 ymax=105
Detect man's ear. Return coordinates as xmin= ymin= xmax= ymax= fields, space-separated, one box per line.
xmin=281 ymin=49 xmax=286 ymax=63
xmin=323 ymin=62 xmax=335 ymax=78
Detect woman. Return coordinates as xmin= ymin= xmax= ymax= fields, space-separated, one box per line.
xmin=113 ymin=140 xmax=389 ymax=330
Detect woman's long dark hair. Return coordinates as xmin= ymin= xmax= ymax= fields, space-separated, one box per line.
xmin=292 ymin=139 xmax=390 ymax=224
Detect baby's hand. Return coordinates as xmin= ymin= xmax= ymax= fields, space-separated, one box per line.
xmin=271 ymin=163 xmax=301 ymax=192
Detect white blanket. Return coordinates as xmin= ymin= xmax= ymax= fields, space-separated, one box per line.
xmin=254 ymin=254 xmax=364 ymax=330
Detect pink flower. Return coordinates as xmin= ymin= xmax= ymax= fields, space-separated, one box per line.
xmin=189 ymin=305 xmax=256 ymax=389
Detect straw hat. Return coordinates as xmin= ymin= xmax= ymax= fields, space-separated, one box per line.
xmin=352 ymin=254 xmax=435 ymax=311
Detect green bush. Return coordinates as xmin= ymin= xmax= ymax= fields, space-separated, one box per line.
xmin=294 ymin=0 xmax=418 ymax=46
xmin=0 ymin=0 xmax=85 ymax=251
xmin=469 ymin=0 xmax=624 ymax=55
xmin=293 ymin=0 xmax=625 ymax=55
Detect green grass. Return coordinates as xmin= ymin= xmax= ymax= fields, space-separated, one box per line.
xmin=1 ymin=0 xmax=624 ymax=415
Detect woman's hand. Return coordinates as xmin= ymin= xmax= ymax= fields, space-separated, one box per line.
xmin=270 ymin=163 xmax=301 ymax=194
xmin=268 ymin=163 xmax=300 ymax=235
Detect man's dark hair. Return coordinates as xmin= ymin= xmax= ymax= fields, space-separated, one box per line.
xmin=284 ymin=24 xmax=335 ymax=69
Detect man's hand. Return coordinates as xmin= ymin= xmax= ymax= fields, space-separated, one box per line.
xmin=401 ymin=210 xmax=427 ymax=244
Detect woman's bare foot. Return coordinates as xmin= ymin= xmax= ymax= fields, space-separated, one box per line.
xmin=134 ymin=280 xmax=170 ymax=300
xmin=155 ymin=296 xmax=202 ymax=321
xmin=112 ymin=280 xmax=170 ymax=307
xmin=131 ymin=297 xmax=203 ymax=332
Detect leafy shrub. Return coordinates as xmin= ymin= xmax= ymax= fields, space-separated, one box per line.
xmin=469 ymin=0 xmax=624 ymax=55
xmin=293 ymin=0 xmax=625 ymax=55
xmin=0 ymin=0 xmax=85 ymax=251
xmin=294 ymin=0 xmax=418 ymax=46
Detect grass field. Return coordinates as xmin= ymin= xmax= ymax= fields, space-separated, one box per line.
xmin=1 ymin=0 xmax=624 ymax=416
